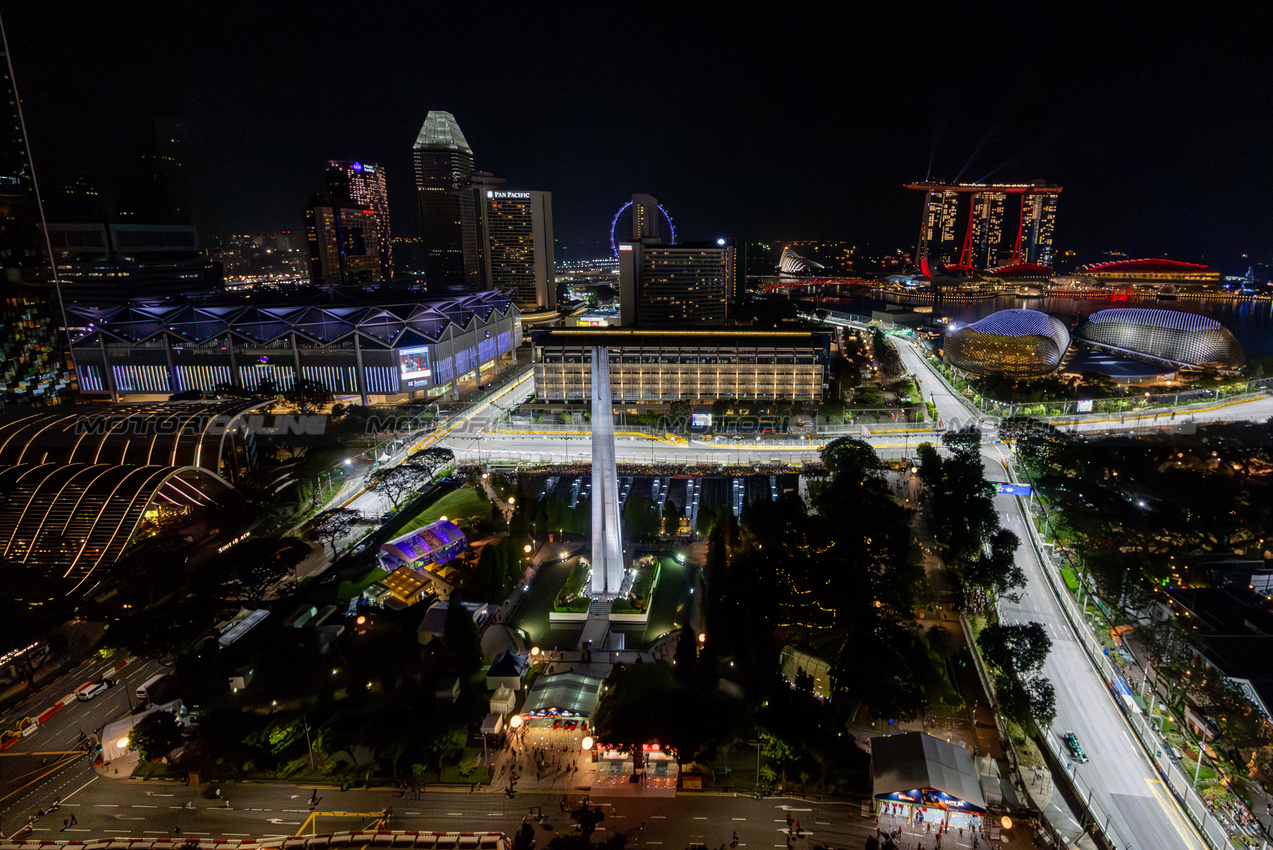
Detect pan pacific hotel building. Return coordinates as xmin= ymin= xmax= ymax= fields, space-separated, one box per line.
xmin=67 ymin=291 xmax=522 ymax=405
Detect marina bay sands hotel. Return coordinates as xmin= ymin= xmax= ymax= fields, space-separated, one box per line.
xmin=907 ymin=180 xmax=1061 ymax=277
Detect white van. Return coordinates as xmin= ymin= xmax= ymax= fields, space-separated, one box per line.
xmin=136 ymin=673 xmax=170 ymax=703
xmin=74 ymin=679 xmax=110 ymax=701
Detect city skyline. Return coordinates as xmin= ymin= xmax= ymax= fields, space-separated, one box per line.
xmin=4 ymin=4 xmax=1270 ymax=270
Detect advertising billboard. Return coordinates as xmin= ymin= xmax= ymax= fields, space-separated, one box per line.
xmin=691 ymin=413 xmax=713 ymax=428
xmin=995 ymin=483 xmax=1033 ymax=497
xmin=1076 ymin=399 xmax=1094 ymax=413
xmin=398 ymin=346 xmax=431 ymax=381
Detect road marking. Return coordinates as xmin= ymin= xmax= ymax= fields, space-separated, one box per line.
xmin=694 ymin=816 xmax=707 ymax=820
xmin=104 ymin=830 xmax=131 ymax=834
xmin=95 ymin=804 xmax=119 ymax=807
xmin=185 ymin=832 xmax=211 ymax=835
xmin=226 ymin=833 xmax=251 ymax=836
xmin=133 ymin=804 xmax=158 ymax=808
xmin=652 ymin=815 xmax=666 ymax=819
xmin=1144 ymin=778 xmax=1206 ymax=850
xmin=64 ymin=828 xmax=89 ymax=832
xmin=448 ymin=812 xmax=463 ymax=816
xmin=144 ymin=831 xmax=168 ymax=834
xmin=732 ymin=817 xmax=747 ymax=821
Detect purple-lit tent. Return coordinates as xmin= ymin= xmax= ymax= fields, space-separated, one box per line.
xmin=380 ymin=519 xmax=467 ymax=566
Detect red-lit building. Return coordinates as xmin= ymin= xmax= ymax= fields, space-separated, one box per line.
xmin=906 ymin=181 xmax=1061 ymax=277
xmin=1076 ymin=258 xmax=1222 ymax=290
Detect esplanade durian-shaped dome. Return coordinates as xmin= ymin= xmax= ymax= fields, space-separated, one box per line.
xmin=1074 ymin=308 xmax=1243 ymax=369
xmin=943 ymin=309 xmax=1070 ymax=378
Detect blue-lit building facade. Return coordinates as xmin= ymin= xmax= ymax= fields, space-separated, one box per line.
xmin=67 ymin=291 xmax=521 ymax=404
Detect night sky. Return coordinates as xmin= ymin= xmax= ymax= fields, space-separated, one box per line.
xmin=7 ymin=3 xmax=1271 ymax=269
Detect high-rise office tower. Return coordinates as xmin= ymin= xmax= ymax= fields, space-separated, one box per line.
xmin=0 ymin=28 xmax=39 ymax=280
xmin=305 ymin=195 xmax=381 ymax=287
xmin=0 ymin=16 xmax=72 ymax=403
xmin=326 ymin=159 xmax=393 ymax=280
xmin=413 ymin=110 xmax=481 ymax=289
xmin=476 ymin=188 xmax=555 ymax=310
xmin=118 ymin=118 xmax=192 ymax=225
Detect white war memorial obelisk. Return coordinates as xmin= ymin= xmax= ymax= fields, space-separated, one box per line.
xmin=589 ymin=346 xmax=624 ymax=596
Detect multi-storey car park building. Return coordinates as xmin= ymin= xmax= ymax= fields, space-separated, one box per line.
xmin=1074 ymin=308 xmax=1244 ymax=371
xmin=531 ymin=329 xmax=829 ymax=404
xmin=942 ymin=309 xmax=1071 ymax=378
xmin=68 ymin=291 xmax=521 ymax=404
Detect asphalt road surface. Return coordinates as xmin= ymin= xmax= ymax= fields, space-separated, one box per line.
xmin=0 ymin=656 xmax=168 ymax=830
xmin=985 ymin=451 xmax=1206 ymax=850
xmin=4 ymin=777 xmax=887 ymax=850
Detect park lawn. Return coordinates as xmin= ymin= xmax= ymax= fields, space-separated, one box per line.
xmin=612 ymin=559 xmax=661 ymax=613
xmin=555 ymin=560 xmax=591 ymax=612
xmin=337 ymin=566 xmax=389 ymax=602
xmin=399 ymin=487 xmax=491 ymax=533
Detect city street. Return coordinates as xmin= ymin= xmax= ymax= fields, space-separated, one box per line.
xmin=0 ymin=656 xmax=167 ymax=831
xmin=985 ymin=450 xmax=1206 ymax=850
xmin=2 ymin=776 xmax=888 ymax=850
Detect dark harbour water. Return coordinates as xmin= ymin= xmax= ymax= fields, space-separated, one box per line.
xmin=831 ymin=293 xmax=1273 ymax=358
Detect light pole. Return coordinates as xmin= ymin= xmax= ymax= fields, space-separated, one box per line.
xmin=303 ymin=715 xmax=316 ymax=771
xmin=1193 ymin=739 xmax=1206 ymax=789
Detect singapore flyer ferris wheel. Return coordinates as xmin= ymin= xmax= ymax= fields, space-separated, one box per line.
xmin=609 ymin=197 xmax=677 ymax=258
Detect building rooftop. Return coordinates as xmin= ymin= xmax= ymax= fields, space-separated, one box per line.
xmin=532 ymin=328 xmax=825 ymax=346
xmin=68 ymin=291 xmax=516 ymax=350
xmin=1084 ymin=307 xmax=1222 ymax=332
xmin=0 ymin=400 xmax=265 ymax=474
xmin=1079 ymin=258 xmax=1212 ymax=274
xmin=872 ymin=731 xmax=986 ymax=813
xmin=414 ymin=110 xmax=472 ymax=153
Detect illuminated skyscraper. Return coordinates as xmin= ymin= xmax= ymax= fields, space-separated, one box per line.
xmin=631 ymin=193 xmax=661 ymax=241
xmin=907 ymin=181 xmax=1061 ymax=275
xmin=326 ymin=159 xmax=392 ymax=280
xmin=0 ymin=24 xmax=39 ymax=280
xmin=1021 ymin=193 xmax=1058 ymax=266
xmin=476 ymin=188 xmax=555 ymax=310
xmin=0 ymin=15 xmax=72 ymax=403
xmin=305 ymin=196 xmax=380 ymax=287
xmin=617 ymin=242 xmax=734 ymax=327
xmin=413 ymin=111 xmax=480 ymax=289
